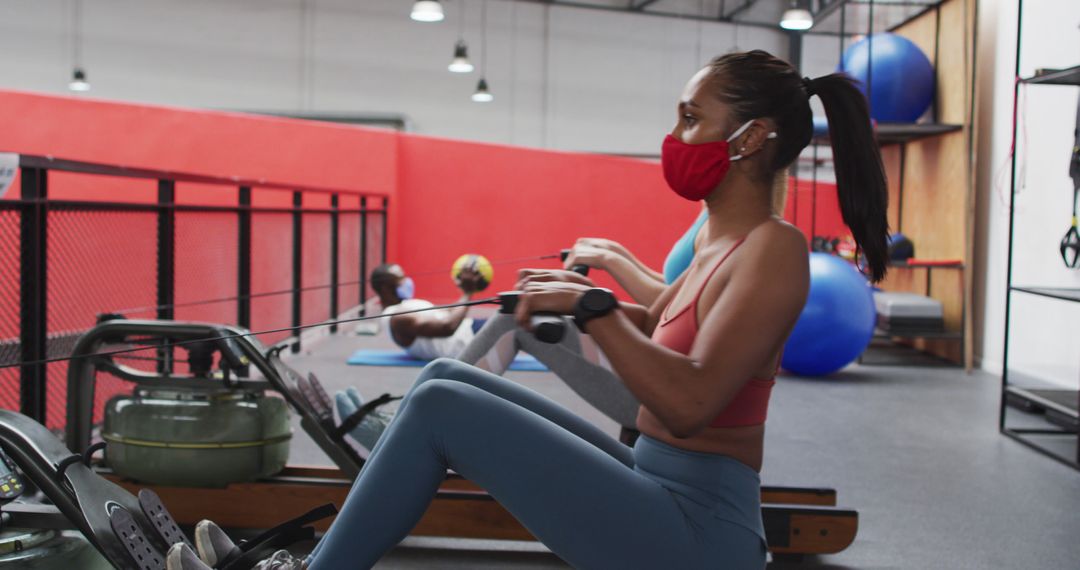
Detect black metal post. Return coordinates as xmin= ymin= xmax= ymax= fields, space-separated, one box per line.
xmin=292 ymin=191 xmax=303 ymax=353
xmin=932 ymin=5 xmax=941 ymax=123
xmin=838 ymin=3 xmax=846 ymax=63
xmin=788 ymin=30 xmax=803 ymax=71
xmin=237 ymin=186 xmax=252 ymax=329
xmin=1001 ymin=0 xmax=1023 ymax=432
xmin=19 ymin=166 xmax=48 ymax=423
xmin=360 ymin=197 xmax=368 ymax=316
xmin=157 ymin=180 xmax=176 ymax=321
xmin=330 ymin=194 xmax=340 ymax=333
xmin=157 ymin=180 xmax=176 ymax=373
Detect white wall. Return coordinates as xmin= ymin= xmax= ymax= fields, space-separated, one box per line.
xmin=974 ymin=0 xmax=1080 ymax=386
xmin=0 ymin=0 xmax=786 ymax=155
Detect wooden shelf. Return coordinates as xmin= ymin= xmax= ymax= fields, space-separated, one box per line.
xmin=877 ymin=123 xmax=963 ymax=144
xmin=813 ymin=123 xmax=962 ymax=146
xmin=874 ymin=328 xmax=962 ymax=341
xmin=1022 ymin=65 xmax=1080 ymax=86
xmin=1006 ymin=386 xmax=1079 ymax=421
xmin=889 ymin=261 xmax=965 ymax=269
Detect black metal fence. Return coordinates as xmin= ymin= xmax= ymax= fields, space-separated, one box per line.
xmin=0 ymin=154 xmax=387 ymax=429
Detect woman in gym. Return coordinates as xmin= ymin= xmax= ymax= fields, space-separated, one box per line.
xmin=453 ymin=173 xmax=789 ymax=435
xmin=169 ymin=49 xmax=889 ymax=570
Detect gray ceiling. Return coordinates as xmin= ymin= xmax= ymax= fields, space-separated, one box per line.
xmin=504 ymin=0 xmax=943 ymax=36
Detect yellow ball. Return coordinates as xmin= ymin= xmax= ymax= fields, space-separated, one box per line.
xmin=451 ymin=254 xmax=494 ymax=291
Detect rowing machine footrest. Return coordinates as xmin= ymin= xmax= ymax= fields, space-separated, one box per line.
xmin=301 ymin=372 xmax=335 ymax=420
xmin=110 ymin=505 xmax=166 ymax=570
xmin=218 ymin=503 xmax=338 ymax=570
xmin=139 ymin=489 xmax=193 ymax=550
xmin=333 ymin=393 xmax=402 ymax=440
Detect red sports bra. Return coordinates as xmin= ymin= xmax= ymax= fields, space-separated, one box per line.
xmin=651 ymin=237 xmax=775 ymax=428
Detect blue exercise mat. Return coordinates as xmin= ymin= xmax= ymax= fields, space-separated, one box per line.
xmin=347 ymin=349 xmax=549 ymax=372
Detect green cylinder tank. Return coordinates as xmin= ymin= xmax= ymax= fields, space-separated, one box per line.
xmin=103 ymin=388 xmax=291 ymax=488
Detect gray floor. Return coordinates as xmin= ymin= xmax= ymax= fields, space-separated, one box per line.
xmin=280 ymin=326 xmax=1080 ymax=569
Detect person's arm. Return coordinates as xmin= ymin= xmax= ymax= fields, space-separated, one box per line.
xmin=390 ymin=294 xmax=474 ymax=348
xmin=514 ymin=268 xmax=594 ymax=289
xmin=618 ymin=302 xmax=649 ymax=332
xmin=576 ymin=238 xmax=667 ymax=284
xmin=518 ymin=225 xmax=808 ymax=438
xmin=563 ymin=245 xmax=667 ymax=306
xmin=390 ymin=270 xmax=484 ymax=347
xmin=513 ymin=272 xmax=663 ymax=335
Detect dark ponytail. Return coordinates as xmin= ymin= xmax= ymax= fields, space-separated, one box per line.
xmin=808 ymin=74 xmax=890 ymax=282
xmin=706 ymin=51 xmax=890 ymax=282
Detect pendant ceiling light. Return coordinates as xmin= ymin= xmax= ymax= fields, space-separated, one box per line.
xmin=411 ymin=0 xmax=445 ymax=22
xmin=780 ymin=2 xmax=813 ymax=31
xmin=471 ymin=0 xmax=492 ymax=102
xmin=471 ymin=78 xmax=493 ymax=102
xmin=448 ymin=2 xmax=473 ymax=73
xmin=69 ymin=68 xmax=90 ymax=92
xmin=449 ymin=40 xmax=474 ymax=73
xmin=68 ymin=0 xmax=90 ymax=92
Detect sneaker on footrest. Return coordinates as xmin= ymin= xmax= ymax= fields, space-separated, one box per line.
xmin=194 ymin=519 xmax=238 ymax=567
xmin=167 ymin=543 xmax=308 ymax=570
xmin=166 ymin=543 xmax=208 ymax=570
xmin=334 ymin=387 xmax=394 ymax=450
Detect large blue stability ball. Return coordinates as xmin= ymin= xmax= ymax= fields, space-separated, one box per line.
xmin=782 ymin=253 xmax=876 ymax=376
xmin=839 ymin=33 xmax=935 ymax=123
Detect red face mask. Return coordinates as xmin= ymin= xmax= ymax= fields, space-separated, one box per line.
xmin=660 ymin=120 xmax=775 ymax=201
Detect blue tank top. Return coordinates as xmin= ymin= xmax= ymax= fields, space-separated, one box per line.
xmin=662 ymin=209 xmax=708 ymax=284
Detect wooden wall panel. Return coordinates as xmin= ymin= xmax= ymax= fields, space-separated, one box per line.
xmin=898 ymin=131 xmax=969 ymax=260
xmin=891 ymin=2 xmax=969 ymax=125
xmin=877 ymin=0 xmax=975 ymax=366
xmin=936 ymin=0 xmax=974 ymax=125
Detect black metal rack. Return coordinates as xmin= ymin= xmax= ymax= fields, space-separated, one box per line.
xmin=810 ymin=122 xmax=963 ymax=146
xmin=1023 ymin=65 xmax=1080 ymax=87
xmin=999 ymin=1 xmax=1080 ymax=470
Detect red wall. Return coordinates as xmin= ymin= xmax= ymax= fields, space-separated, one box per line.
xmin=783 ymin=178 xmax=848 ymax=242
xmin=0 ymin=89 xmax=845 ymax=303
xmin=0 ymin=89 xmax=398 ymax=205
xmin=396 ymin=135 xmax=699 ymax=301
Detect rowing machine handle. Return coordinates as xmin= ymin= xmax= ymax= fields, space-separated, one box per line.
xmin=497 ymin=292 xmax=566 ymax=344
xmin=560 ymin=249 xmax=590 ymax=276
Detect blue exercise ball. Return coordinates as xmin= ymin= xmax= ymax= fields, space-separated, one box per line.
xmin=839 ymin=33 xmax=935 ymax=123
xmin=782 ymin=253 xmax=876 ymax=376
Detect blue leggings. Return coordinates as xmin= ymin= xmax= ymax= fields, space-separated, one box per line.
xmin=308 ymin=359 xmax=766 ymax=569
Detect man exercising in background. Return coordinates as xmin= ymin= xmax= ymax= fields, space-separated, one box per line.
xmin=370 ymin=263 xmax=485 ymax=360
